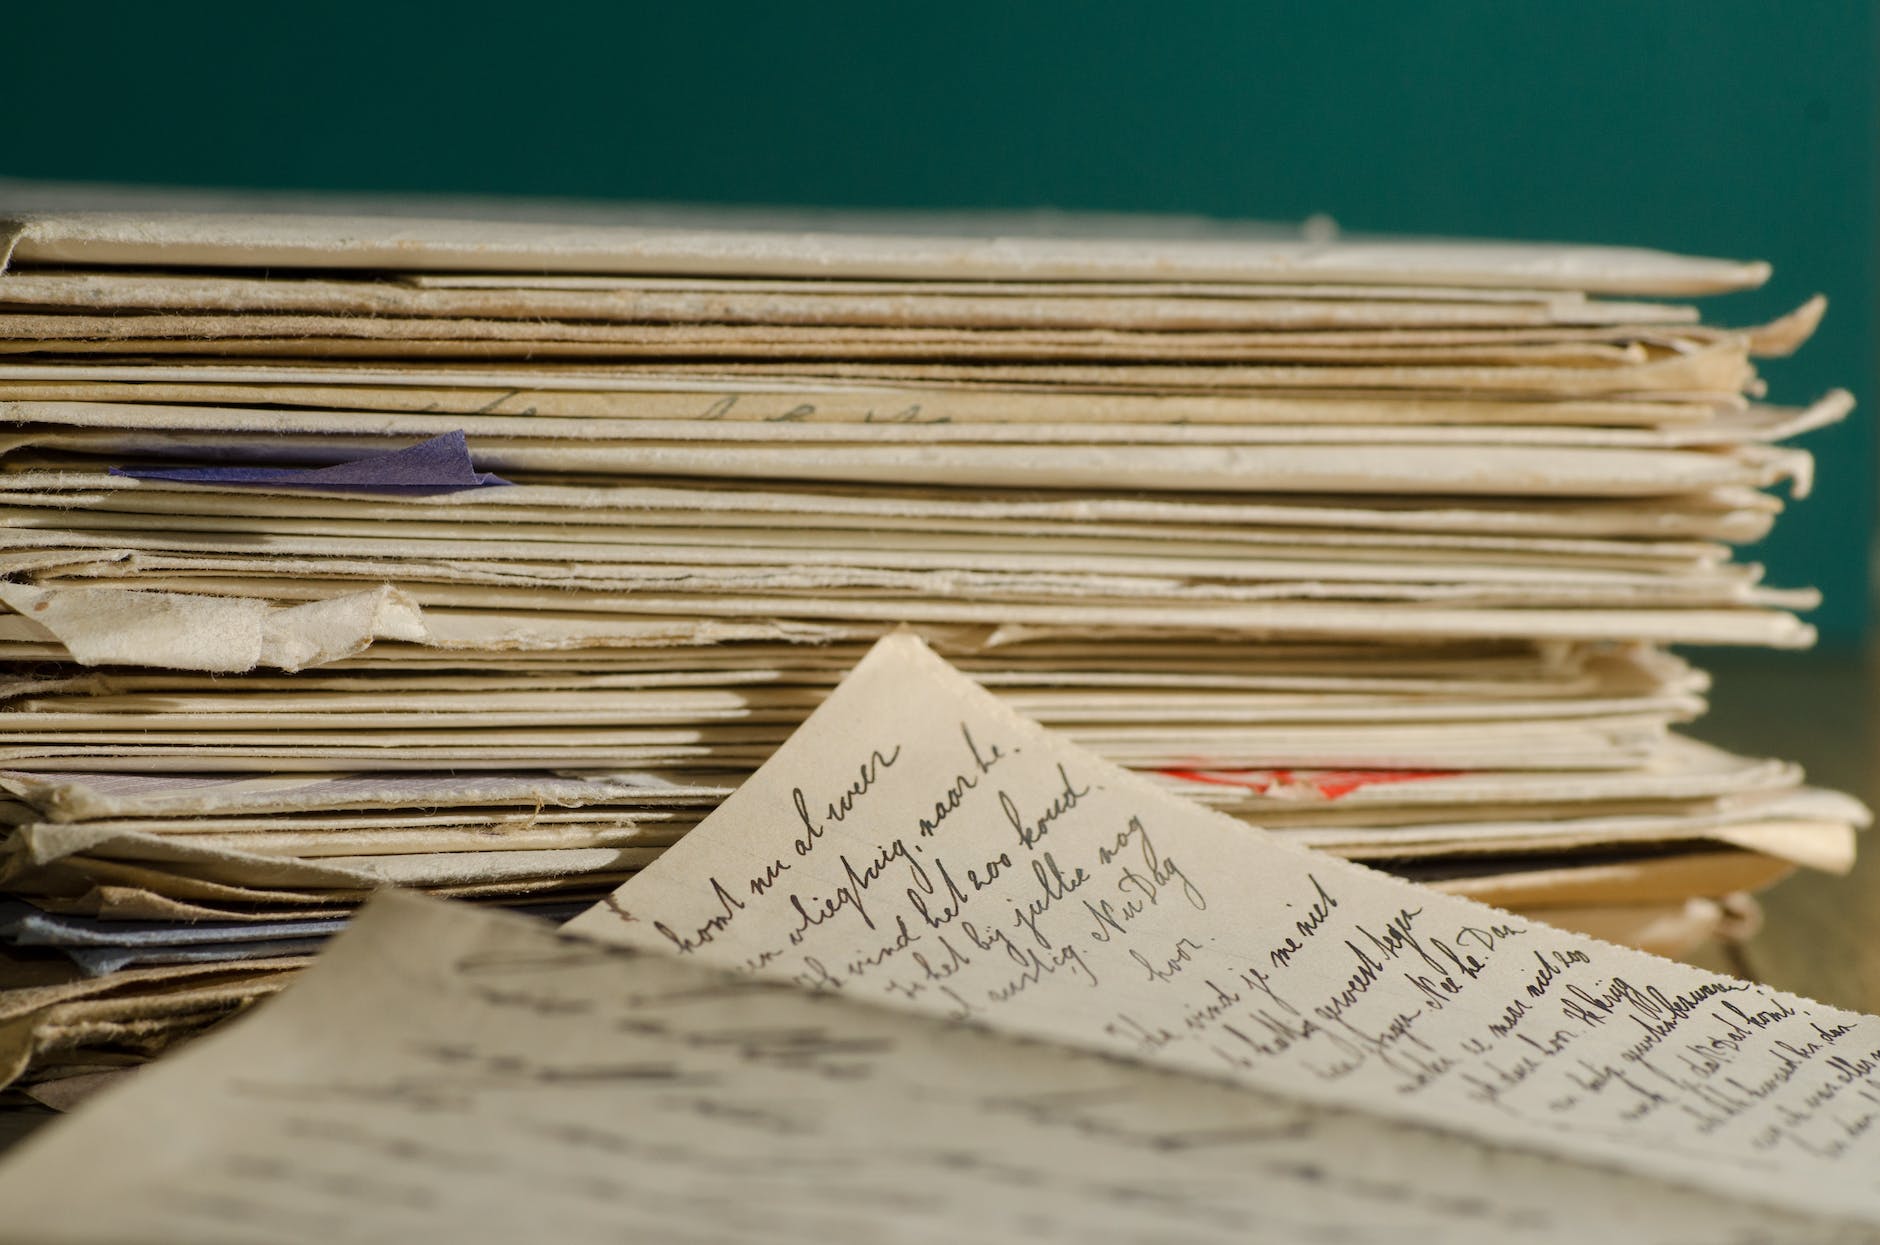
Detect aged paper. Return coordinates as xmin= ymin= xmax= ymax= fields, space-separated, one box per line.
xmin=0 ymin=890 xmax=1872 ymax=1244
xmin=0 ymin=769 xmax=722 ymax=821
xmin=0 ymin=390 xmax=1845 ymax=445
xmin=0 ymin=310 xmax=1728 ymax=353
xmin=0 ymin=365 xmax=1723 ymax=427
xmin=0 ymin=208 xmax=1774 ymax=292
xmin=0 ymin=270 xmax=1705 ymax=330
xmin=0 ymin=582 xmax=1816 ymax=654
xmin=0 ymin=426 xmax=1804 ymax=497
xmin=0 ymin=582 xmax=427 ymax=673
xmin=570 ymin=634 xmax=1880 ymax=1223
xmin=0 ymin=472 xmax=1775 ymax=541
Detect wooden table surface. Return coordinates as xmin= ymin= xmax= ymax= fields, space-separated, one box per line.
xmin=1692 ymin=650 xmax=1880 ymax=1014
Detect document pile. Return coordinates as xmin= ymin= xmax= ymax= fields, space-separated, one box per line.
xmin=3 ymin=637 xmax=1880 ymax=1243
xmin=0 ymin=201 xmax=1861 ymax=1088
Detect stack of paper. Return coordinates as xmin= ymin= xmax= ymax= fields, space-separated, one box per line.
xmin=0 ymin=202 xmax=1862 ymax=1087
xmin=4 ymin=642 xmax=1880 ymax=1241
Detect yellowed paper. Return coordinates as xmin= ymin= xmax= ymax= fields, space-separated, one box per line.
xmin=0 ymin=390 xmax=1847 ymax=445
xmin=569 ymin=634 xmax=1880 ymax=1222
xmin=0 ymin=578 xmax=1813 ymax=652
xmin=3 ymin=890 xmax=1872 ymax=1241
xmin=0 ymin=310 xmax=1726 ymax=358
xmin=0 ymin=768 xmax=723 ymax=822
xmin=0 ymin=365 xmax=1723 ymax=427
xmin=0 ymin=208 xmax=1774 ymax=292
xmin=0 ymin=425 xmax=1807 ymax=497
xmin=0 ymin=583 xmax=426 ymax=673
xmin=0 ymin=469 xmax=1784 ymax=544
xmin=0 ymin=268 xmax=1705 ymax=328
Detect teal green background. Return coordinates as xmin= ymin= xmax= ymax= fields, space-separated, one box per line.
xmin=5 ymin=1 xmax=1875 ymax=643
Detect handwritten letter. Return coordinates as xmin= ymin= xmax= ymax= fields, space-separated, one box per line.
xmin=0 ymin=892 xmax=1866 ymax=1243
xmin=571 ymin=633 xmax=1880 ymax=1224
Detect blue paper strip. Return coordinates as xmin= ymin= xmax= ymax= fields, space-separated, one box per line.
xmin=0 ymin=899 xmax=589 ymax=960
xmin=66 ymin=939 xmax=333 ymax=977
xmin=0 ymin=903 xmax=347 ymax=948
xmin=109 ymin=430 xmax=512 ymax=494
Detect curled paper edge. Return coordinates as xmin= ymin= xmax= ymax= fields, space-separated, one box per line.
xmin=0 ymin=583 xmax=429 ymax=673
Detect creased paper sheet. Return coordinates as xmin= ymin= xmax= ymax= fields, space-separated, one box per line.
xmin=569 ymin=634 xmax=1880 ymax=1225
xmin=0 ymin=426 xmax=1806 ymax=497
xmin=0 ymin=475 xmax=1786 ymax=547
xmin=0 ymin=269 xmax=1712 ymax=327
xmin=0 ymin=583 xmax=1814 ymax=652
xmin=0 ymin=769 xmax=720 ymax=822
xmin=0 ymin=390 xmax=1847 ymax=445
xmin=0 ymin=312 xmax=1746 ymax=356
xmin=0 ymin=892 xmax=1870 ymax=1245
xmin=0 ymin=208 xmax=1773 ymax=293
xmin=0 ymin=363 xmax=1729 ymax=427
xmin=0 ymin=583 xmax=426 ymax=673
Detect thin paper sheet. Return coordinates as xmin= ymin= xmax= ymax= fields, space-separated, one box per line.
xmin=569 ymin=634 xmax=1880 ymax=1223
xmin=0 ymin=207 xmax=1774 ymax=292
xmin=2 ymin=891 xmax=1873 ymax=1244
